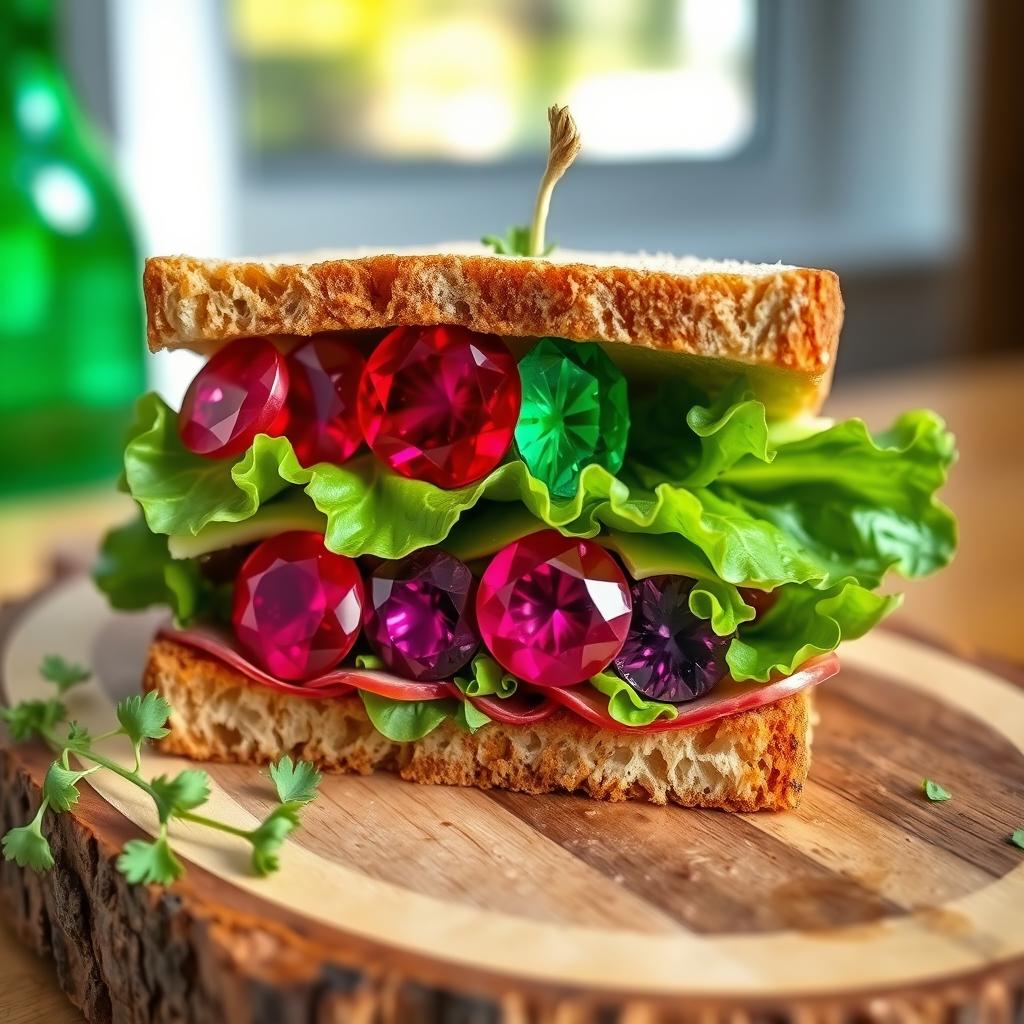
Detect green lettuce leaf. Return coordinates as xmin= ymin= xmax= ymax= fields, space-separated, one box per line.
xmin=726 ymin=578 xmax=900 ymax=681
xmin=93 ymin=516 xmax=230 ymax=625
xmin=123 ymin=394 xmax=954 ymax=597
xmin=629 ymin=379 xmax=773 ymax=488
xmin=717 ymin=410 xmax=957 ymax=587
xmin=454 ymin=655 xmax=518 ymax=698
xmin=589 ymin=672 xmax=678 ymax=726
xmin=358 ymin=692 xmax=456 ymax=741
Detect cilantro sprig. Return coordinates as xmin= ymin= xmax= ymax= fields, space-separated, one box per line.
xmin=1 ymin=657 xmax=322 ymax=885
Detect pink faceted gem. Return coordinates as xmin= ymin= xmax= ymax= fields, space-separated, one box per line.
xmin=232 ymin=531 xmax=364 ymax=681
xmin=363 ymin=550 xmax=478 ymax=680
xmin=179 ymin=338 xmax=289 ymax=459
xmin=476 ymin=530 xmax=633 ymax=688
xmin=357 ymin=325 xmax=521 ymax=488
xmin=284 ymin=337 xmax=365 ymax=467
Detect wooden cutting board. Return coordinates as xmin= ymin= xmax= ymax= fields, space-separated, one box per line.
xmin=2 ymin=578 xmax=1023 ymax=1024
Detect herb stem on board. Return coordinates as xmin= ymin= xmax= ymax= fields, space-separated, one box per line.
xmin=1 ymin=656 xmax=322 ymax=884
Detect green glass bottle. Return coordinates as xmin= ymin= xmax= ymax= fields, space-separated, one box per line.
xmin=0 ymin=0 xmax=145 ymax=495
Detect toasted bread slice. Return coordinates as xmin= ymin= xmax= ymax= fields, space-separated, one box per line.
xmin=143 ymin=244 xmax=843 ymax=414
xmin=144 ymin=637 xmax=813 ymax=812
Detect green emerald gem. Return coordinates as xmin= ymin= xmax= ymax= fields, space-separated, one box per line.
xmin=515 ymin=338 xmax=630 ymax=498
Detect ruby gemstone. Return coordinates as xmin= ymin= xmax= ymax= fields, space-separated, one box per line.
xmin=613 ymin=576 xmax=733 ymax=703
xmin=283 ymin=337 xmax=365 ymax=467
xmin=476 ymin=530 xmax=632 ymax=688
xmin=232 ymin=531 xmax=364 ymax=681
xmin=179 ymin=338 xmax=289 ymax=459
xmin=363 ymin=549 xmax=478 ymax=680
xmin=357 ymin=325 xmax=521 ymax=488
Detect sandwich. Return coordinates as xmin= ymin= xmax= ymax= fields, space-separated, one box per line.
xmin=95 ymin=109 xmax=956 ymax=811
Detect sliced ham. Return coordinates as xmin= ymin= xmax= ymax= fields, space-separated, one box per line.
xmin=158 ymin=626 xmax=839 ymax=734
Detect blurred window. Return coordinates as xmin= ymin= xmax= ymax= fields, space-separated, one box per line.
xmin=230 ymin=0 xmax=757 ymax=163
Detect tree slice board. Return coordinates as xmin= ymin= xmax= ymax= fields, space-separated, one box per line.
xmin=2 ymin=578 xmax=1024 ymax=1024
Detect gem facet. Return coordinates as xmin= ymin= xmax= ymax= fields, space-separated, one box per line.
xmin=613 ymin=576 xmax=732 ymax=703
xmin=179 ymin=338 xmax=289 ymax=459
xmin=232 ymin=531 xmax=364 ymax=681
xmin=476 ymin=530 xmax=632 ymax=687
xmin=357 ymin=325 xmax=521 ymax=488
xmin=515 ymin=338 xmax=629 ymax=497
xmin=363 ymin=549 xmax=478 ymax=680
xmin=283 ymin=337 xmax=365 ymax=467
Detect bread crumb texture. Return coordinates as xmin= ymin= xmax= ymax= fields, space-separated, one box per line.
xmin=143 ymin=247 xmax=842 ymax=379
xmin=145 ymin=638 xmax=812 ymax=812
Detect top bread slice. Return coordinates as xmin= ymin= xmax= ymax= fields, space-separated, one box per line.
xmin=144 ymin=243 xmax=844 ymax=413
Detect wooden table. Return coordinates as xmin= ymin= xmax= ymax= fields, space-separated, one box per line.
xmin=1 ymin=353 xmax=1021 ymax=1023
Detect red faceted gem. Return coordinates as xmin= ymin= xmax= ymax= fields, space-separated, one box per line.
xmin=179 ymin=338 xmax=289 ymax=459
xmin=232 ymin=531 xmax=364 ymax=681
xmin=476 ymin=530 xmax=632 ymax=688
xmin=357 ymin=325 xmax=521 ymax=488
xmin=283 ymin=337 xmax=365 ymax=467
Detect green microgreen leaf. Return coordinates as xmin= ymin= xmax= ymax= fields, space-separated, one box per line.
xmin=1009 ymin=829 xmax=1024 ymax=850
xmin=481 ymin=226 xmax=531 ymax=256
xmin=117 ymin=830 xmax=184 ymax=885
xmin=922 ymin=779 xmax=952 ymax=802
xmin=353 ymin=653 xmax=385 ymax=670
xmin=42 ymin=761 xmax=82 ymax=813
xmin=453 ymin=699 xmax=491 ymax=733
xmin=116 ymin=692 xmax=171 ymax=747
xmin=150 ymin=770 xmax=211 ymax=823
xmin=268 ymin=756 xmax=322 ymax=805
xmin=65 ymin=721 xmax=92 ymax=753
xmin=249 ymin=803 xmax=302 ymax=877
xmin=2 ymin=811 xmax=54 ymax=871
xmin=0 ymin=698 xmax=66 ymax=741
xmin=39 ymin=655 xmax=91 ymax=694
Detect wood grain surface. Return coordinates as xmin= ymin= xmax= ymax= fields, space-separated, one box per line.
xmin=2 ymin=580 xmax=1024 ymax=1023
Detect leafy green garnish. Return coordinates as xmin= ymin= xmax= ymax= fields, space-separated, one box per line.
xmin=39 ymin=655 xmax=90 ymax=694
xmin=94 ymin=515 xmax=230 ymax=626
xmin=1010 ymin=829 xmax=1024 ymax=849
xmin=2 ymin=813 xmax=54 ymax=871
xmin=118 ymin=831 xmax=184 ymax=885
xmin=269 ymin=755 xmax=322 ymax=804
xmin=1 ymin=698 xmax=66 ymax=742
xmin=481 ymin=226 xmax=541 ymax=257
xmin=359 ymin=691 xmax=456 ymax=742
xmin=116 ymin=691 xmax=172 ymax=747
xmin=456 ymin=654 xmax=518 ymax=699
xmin=1 ymin=655 xmax=322 ymax=885
xmin=249 ymin=803 xmax=302 ymax=876
xmin=42 ymin=761 xmax=85 ymax=812
xmin=589 ymin=672 xmax=677 ymax=727
xmin=923 ymin=779 xmax=952 ymax=802
xmin=151 ymin=770 xmax=211 ymax=822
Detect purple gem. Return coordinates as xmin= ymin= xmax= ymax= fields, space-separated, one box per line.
xmin=363 ymin=550 xmax=479 ymax=681
xmin=613 ymin=576 xmax=733 ymax=703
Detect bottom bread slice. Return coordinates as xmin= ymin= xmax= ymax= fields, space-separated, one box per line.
xmin=144 ymin=638 xmax=813 ymax=811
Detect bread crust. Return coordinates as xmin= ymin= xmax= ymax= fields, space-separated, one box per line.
xmin=143 ymin=637 xmax=812 ymax=812
xmin=143 ymin=250 xmax=843 ymax=381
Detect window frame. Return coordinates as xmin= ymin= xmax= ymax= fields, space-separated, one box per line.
xmin=101 ymin=0 xmax=972 ymax=270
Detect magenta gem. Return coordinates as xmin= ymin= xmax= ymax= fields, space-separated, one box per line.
xmin=284 ymin=337 xmax=365 ymax=467
xmin=232 ymin=531 xmax=364 ymax=681
xmin=475 ymin=530 xmax=632 ymax=688
xmin=363 ymin=550 xmax=478 ymax=680
xmin=179 ymin=338 xmax=289 ymax=459
xmin=614 ymin=576 xmax=733 ymax=703
xmin=357 ymin=325 xmax=521 ymax=488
